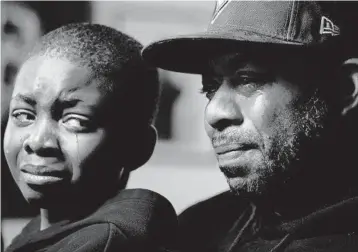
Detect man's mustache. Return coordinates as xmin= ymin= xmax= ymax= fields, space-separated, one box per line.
xmin=211 ymin=129 xmax=261 ymax=150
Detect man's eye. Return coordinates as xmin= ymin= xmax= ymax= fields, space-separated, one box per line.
xmin=11 ymin=110 xmax=35 ymax=126
xmin=201 ymin=76 xmax=221 ymax=100
xmin=237 ymin=76 xmax=257 ymax=84
xmin=62 ymin=115 xmax=93 ymax=132
xmin=232 ymin=73 xmax=270 ymax=96
xmin=238 ymin=77 xmax=261 ymax=91
xmin=200 ymin=86 xmax=218 ymax=100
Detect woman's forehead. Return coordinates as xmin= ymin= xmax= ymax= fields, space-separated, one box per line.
xmin=14 ymin=56 xmax=94 ymax=93
xmin=10 ymin=56 xmax=114 ymax=108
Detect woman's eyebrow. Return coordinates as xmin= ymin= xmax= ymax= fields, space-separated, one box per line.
xmin=53 ymin=96 xmax=85 ymax=111
xmin=12 ymin=94 xmax=36 ymax=106
xmin=56 ymin=88 xmax=83 ymax=106
xmin=56 ymin=95 xmax=97 ymax=111
xmin=59 ymin=98 xmax=83 ymax=106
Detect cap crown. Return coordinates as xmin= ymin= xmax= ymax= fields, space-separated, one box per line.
xmin=209 ymin=0 xmax=340 ymax=45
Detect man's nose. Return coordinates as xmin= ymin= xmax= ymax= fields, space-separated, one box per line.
xmin=205 ymin=83 xmax=244 ymax=131
xmin=23 ymin=118 xmax=59 ymax=156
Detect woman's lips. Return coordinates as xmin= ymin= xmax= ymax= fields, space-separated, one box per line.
xmin=20 ymin=164 xmax=68 ymax=185
xmin=21 ymin=172 xmax=65 ymax=185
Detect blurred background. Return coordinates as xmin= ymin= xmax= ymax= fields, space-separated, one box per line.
xmin=2 ymin=1 xmax=358 ymax=250
xmin=1 ymin=1 xmax=229 ymax=249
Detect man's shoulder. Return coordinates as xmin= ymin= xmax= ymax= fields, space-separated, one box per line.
xmin=179 ymin=190 xmax=245 ymax=223
xmin=178 ymin=191 xmax=248 ymax=251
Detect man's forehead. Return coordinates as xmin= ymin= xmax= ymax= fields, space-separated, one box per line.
xmin=208 ymin=52 xmax=265 ymax=75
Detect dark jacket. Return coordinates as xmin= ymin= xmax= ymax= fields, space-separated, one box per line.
xmin=178 ymin=191 xmax=358 ymax=252
xmin=5 ymin=189 xmax=178 ymax=252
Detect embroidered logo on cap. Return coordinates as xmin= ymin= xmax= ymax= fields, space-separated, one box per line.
xmin=320 ymin=16 xmax=340 ymax=36
xmin=211 ymin=0 xmax=231 ymax=24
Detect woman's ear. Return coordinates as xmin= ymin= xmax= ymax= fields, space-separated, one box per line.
xmin=124 ymin=125 xmax=158 ymax=172
xmin=340 ymin=58 xmax=358 ymax=116
xmin=143 ymin=124 xmax=158 ymax=161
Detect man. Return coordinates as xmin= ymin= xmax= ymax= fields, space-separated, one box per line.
xmin=3 ymin=23 xmax=177 ymax=252
xmin=142 ymin=1 xmax=358 ymax=251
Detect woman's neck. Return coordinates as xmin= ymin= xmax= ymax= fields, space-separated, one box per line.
xmin=39 ymin=195 xmax=110 ymax=230
xmin=40 ymin=208 xmax=69 ymax=230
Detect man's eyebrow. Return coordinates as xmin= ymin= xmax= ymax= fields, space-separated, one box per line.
xmin=208 ymin=53 xmax=251 ymax=73
xmin=12 ymin=94 xmax=36 ymax=106
xmin=202 ymin=74 xmax=218 ymax=84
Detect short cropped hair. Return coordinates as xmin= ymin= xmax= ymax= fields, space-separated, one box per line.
xmin=28 ymin=23 xmax=160 ymax=128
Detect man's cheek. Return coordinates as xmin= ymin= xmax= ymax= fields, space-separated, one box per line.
xmin=247 ymin=94 xmax=276 ymax=135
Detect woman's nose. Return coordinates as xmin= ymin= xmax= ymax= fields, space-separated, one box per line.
xmin=23 ymin=118 xmax=59 ymax=156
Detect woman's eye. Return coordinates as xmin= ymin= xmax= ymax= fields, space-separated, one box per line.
xmin=62 ymin=115 xmax=93 ymax=132
xmin=11 ymin=110 xmax=35 ymax=126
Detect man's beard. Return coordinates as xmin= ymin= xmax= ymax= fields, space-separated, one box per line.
xmin=225 ymin=89 xmax=329 ymax=197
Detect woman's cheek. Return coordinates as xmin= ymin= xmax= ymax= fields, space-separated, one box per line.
xmin=61 ymin=130 xmax=107 ymax=182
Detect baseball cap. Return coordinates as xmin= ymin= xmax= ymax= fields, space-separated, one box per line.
xmin=142 ymin=1 xmax=343 ymax=74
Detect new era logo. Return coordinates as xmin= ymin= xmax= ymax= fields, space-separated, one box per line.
xmin=211 ymin=0 xmax=231 ymax=24
xmin=320 ymin=16 xmax=340 ymax=36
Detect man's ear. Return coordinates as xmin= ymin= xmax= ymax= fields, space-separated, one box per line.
xmin=340 ymin=58 xmax=358 ymax=116
xmin=124 ymin=125 xmax=158 ymax=171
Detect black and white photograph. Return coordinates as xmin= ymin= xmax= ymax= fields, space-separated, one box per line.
xmin=1 ymin=1 xmax=358 ymax=252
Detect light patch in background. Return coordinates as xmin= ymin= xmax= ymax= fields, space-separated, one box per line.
xmin=127 ymin=142 xmax=229 ymax=214
xmin=92 ymin=0 xmax=227 ymax=213
xmin=1 ymin=1 xmax=42 ymax=124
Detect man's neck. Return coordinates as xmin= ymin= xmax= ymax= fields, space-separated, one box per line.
xmin=263 ymin=158 xmax=356 ymax=222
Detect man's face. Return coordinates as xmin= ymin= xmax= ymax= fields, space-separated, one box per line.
xmin=3 ymin=55 xmax=120 ymax=207
xmin=202 ymin=52 xmax=329 ymax=196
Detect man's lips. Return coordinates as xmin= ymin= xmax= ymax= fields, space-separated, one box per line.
xmin=214 ymin=143 xmax=259 ymax=176
xmin=214 ymin=143 xmax=258 ymax=155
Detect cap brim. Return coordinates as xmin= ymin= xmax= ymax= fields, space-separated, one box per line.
xmin=142 ymin=31 xmax=303 ymax=74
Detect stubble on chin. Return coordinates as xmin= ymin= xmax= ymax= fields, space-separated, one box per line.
xmin=224 ymin=160 xmax=275 ymax=197
xmin=225 ymin=90 xmax=329 ymax=197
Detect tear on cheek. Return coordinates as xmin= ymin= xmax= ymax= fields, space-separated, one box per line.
xmin=249 ymin=94 xmax=267 ymax=122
